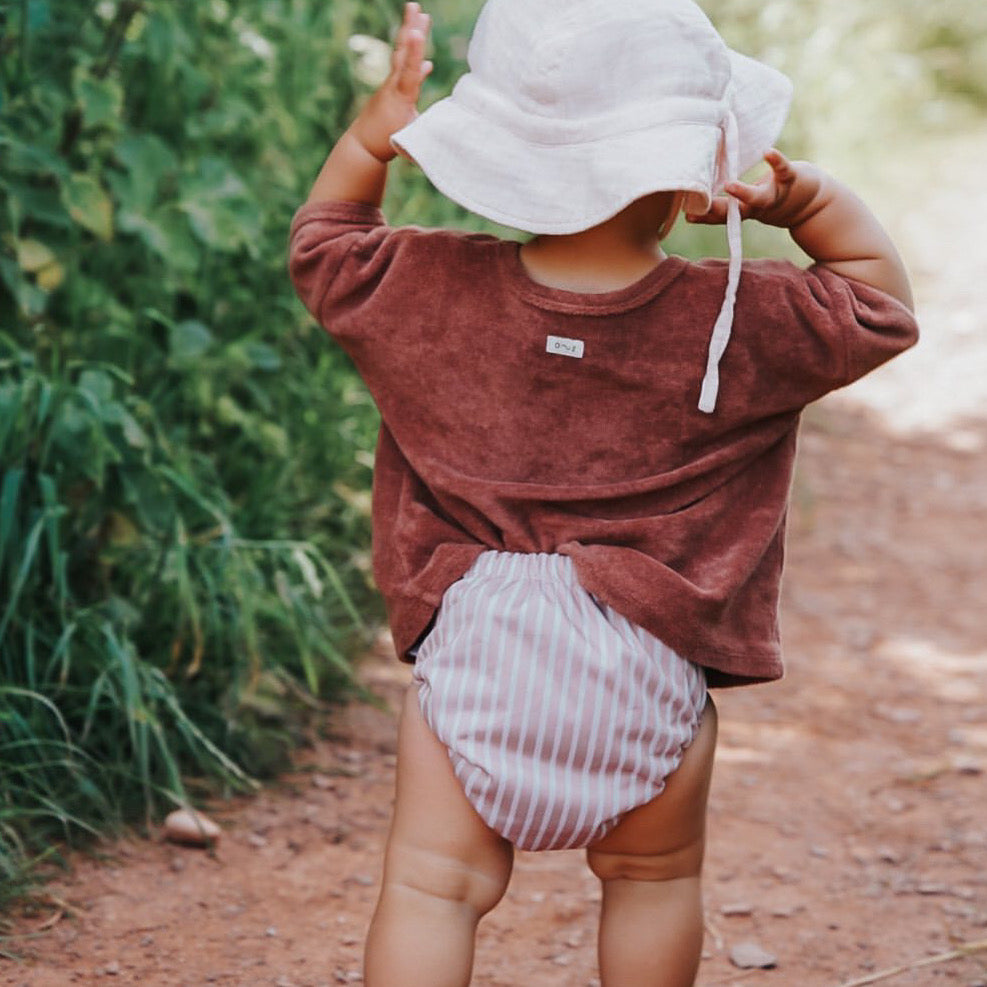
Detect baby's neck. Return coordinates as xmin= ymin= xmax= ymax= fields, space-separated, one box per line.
xmin=518 ymin=192 xmax=677 ymax=294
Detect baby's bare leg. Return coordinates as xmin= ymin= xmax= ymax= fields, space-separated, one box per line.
xmin=364 ymin=686 xmax=514 ymax=987
xmin=586 ymin=699 xmax=718 ymax=987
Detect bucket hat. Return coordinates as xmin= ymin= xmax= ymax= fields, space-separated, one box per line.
xmin=391 ymin=0 xmax=793 ymax=412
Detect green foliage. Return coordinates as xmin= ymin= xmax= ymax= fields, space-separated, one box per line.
xmin=0 ymin=0 xmax=413 ymax=896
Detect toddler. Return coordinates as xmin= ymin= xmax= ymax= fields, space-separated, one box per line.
xmin=289 ymin=2 xmax=918 ymax=985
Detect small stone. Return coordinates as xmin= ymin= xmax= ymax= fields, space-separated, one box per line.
xmin=954 ymin=759 xmax=983 ymax=776
xmin=809 ymin=845 xmax=830 ymax=859
xmin=771 ymin=905 xmax=799 ymax=918
xmin=247 ymin=832 xmax=268 ymax=848
xmin=328 ymin=825 xmax=351 ymax=845
xmin=265 ymin=926 xmax=279 ymax=937
xmin=551 ymin=954 xmax=572 ymax=967
xmin=770 ymin=866 xmax=796 ymax=883
xmin=877 ymin=846 xmax=903 ymax=864
xmin=169 ymin=856 xmax=185 ymax=873
xmin=721 ymin=903 xmax=754 ymax=917
xmin=350 ymin=874 xmax=375 ymax=888
xmin=729 ymin=942 xmax=778 ymax=970
xmin=103 ymin=961 xmax=121 ymax=976
xmin=164 ymin=809 xmax=221 ymax=848
xmin=139 ymin=935 xmax=154 ymax=947
xmin=917 ymin=883 xmax=950 ymax=896
xmin=311 ymin=774 xmax=334 ymax=790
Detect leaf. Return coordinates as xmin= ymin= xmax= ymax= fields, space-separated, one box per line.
xmin=73 ymin=68 xmax=124 ymax=130
xmin=62 ymin=174 xmax=114 ymax=242
xmin=15 ymin=240 xmax=64 ymax=292
xmin=0 ymin=136 xmax=68 ymax=183
xmin=5 ymin=183 xmax=72 ymax=229
xmin=104 ymin=511 xmax=141 ymax=548
xmin=117 ymin=211 xmax=170 ymax=256
xmin=36 ymin=262 xmax=65 ymax=292
xmin=0 ymin=468 xmax=24 ymax=573
xmin=77 ymin=369 xmax=114 ymax=405
xmin=15 ymin=240 xmax=56 ymax=273
xmin=27 ymin=0 xmax=51 ymax=31
xmin=243 ymin=342 xmax=280 ymax=372
xmin=99 ymin=401 xmax=148 ymax=449
xmin=168 ymin=320 xmax=214 ymax=363
xmin=113 ymin=133 xmax=177 ymax=211
xmin=0 ymin=257 xmax=48 ymax=317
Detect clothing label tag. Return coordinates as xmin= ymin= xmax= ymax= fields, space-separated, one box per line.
xmin=546 ymin=336 xmax=585 ymax=359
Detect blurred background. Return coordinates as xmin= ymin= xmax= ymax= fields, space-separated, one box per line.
xmin=1 ymin=0 xmax=984 ymax=900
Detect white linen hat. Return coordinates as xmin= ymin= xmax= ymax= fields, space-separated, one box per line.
xmin=392 ymin=0 xmax=794 ymax=412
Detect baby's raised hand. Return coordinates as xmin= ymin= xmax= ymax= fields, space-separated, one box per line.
xmin=351 ymin=3 xmax=434 ymax=163
xmin=687 ymin=150 xmax=824 ymax=230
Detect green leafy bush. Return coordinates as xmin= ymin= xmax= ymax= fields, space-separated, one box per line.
xmin=0 ymin=0 xmax=425 ymax=899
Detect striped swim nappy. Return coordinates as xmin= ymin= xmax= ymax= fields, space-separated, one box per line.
xmin=412 ymin=551 xmax=707 ymax=852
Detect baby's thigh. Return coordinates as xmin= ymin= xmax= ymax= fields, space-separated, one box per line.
xmin=385 ymin=686 xmax=514 ymax=904
xmin=585 ymin=698 xmax=718 ymax=882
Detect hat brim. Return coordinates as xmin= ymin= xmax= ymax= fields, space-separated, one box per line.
xmin=392 ymin=49 xmax=792 ymax=235
xmin=727 ymin=50 xmax=794 ymax=180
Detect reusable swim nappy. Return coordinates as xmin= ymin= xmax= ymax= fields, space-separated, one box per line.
xmin=412 ymin=551 xmax=707 ymax=852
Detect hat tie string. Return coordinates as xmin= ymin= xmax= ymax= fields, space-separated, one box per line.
xmin=698 ymin=109 xmax=742 ymax=414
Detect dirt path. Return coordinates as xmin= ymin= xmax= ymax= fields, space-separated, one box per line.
xmin=4 ymin=128 xmax=987 ymax=987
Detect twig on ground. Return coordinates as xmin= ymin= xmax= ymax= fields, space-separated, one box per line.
xmin=704 ymin=913 xmax=725 ymax=951
xmin=35 ymin=909 xmax=64 ymax=932
xmin=838 ymin=938 xmax=987 ymax=987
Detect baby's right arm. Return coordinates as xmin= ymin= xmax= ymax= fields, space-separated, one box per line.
xmin=688 ymin=150 xmax=914 ymax=312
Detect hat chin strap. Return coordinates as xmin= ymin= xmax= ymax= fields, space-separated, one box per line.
xmin=698 ymin=110 xmax=742 ymax=414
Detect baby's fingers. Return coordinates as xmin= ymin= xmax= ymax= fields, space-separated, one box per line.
xmin=392 ymin=4 xmax=432 ymax=96
xmin=725 ymin=179 xmax=776 ymax=211
xmin=686 ymin=197 xmax=732 ymax=225
xmin=764 ymin=148 xmax=795 ymax=182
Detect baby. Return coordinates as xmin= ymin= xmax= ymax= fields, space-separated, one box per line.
xmin=289 ymin=2 xmax=918 ymax=984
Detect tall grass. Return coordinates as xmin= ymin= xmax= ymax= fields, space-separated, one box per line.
xmin=0 ymin=0 xmax=409 ymax=901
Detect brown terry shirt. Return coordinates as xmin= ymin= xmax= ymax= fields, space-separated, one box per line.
xmin=289 ymin=200 xmax=918 ymax=687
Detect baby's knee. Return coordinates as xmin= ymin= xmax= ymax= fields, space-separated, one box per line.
xmin=586 ymin=842 xmax=704 ymax=884
xmin=384 ymin=841 xmax=513 ymax=917
xmin=586 ymin=834 xmax=705 ymax=884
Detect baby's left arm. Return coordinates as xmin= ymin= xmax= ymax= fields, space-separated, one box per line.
xmin=689 ymin=150 xmax=914 ymax=312
xmin=305 ymin=3 xmax=433 ymax=208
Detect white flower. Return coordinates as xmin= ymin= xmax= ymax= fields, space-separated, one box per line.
xmin=234 ymin=19 xmax=274 ymax=61
xmin=348 ymin=34 xmax=392 ymax=88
